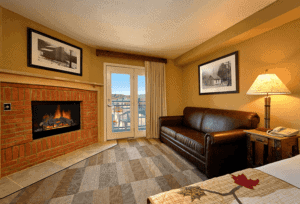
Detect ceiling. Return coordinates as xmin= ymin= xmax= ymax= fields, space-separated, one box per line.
xmin=0 ymin=0 xmax=276 ymax=59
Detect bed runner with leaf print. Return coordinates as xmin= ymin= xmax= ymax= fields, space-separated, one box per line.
xmin=147 ymin=168 xmax=300 ymax=204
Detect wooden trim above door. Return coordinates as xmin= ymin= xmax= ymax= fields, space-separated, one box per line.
xmin=96 ymin=49 xmax=167 ymax=64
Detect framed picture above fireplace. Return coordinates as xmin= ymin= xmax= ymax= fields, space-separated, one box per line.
xmin=27 ymin=28 xmax=83 ymax=76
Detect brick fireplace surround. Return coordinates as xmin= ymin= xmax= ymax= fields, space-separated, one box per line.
xmin=1 ymin=82 xmax=98 ymax=177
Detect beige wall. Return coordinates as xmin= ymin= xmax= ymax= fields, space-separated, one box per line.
xmin=4 ymin=4 xmax=300 ymax=132
xmin=0 ymin=7 xmax=2 ymax=180
xmin=0 ymin=8 xmax=146 ymax=143
xmin=0 ymin=7 xmax=2 ymax=68
xmin=2 ymin=8 xmax=96 ymax=83
xmin=165 ymin=59 xmax=183 ymax=116
xmin=182 ymin=17 xmax=300 ymax=129
xmin=175 ymin=1 xmax=300 ymax=67
xmin=0 ymin=7 xmax=183 ymax=146
xmin=1 ymin=7 xmax=147 ymax=83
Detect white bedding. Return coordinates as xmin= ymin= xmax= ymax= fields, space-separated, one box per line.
xmin=256 ymin=154 xmax=300 ymax=188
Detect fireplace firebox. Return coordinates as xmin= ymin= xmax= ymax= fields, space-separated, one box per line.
xmin=32 ymin=101 xmax=81 ymax=140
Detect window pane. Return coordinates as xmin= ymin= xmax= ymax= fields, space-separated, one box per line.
xmin=111 ymin=73 xmax=131 ymax=132
xmin=138 ymin=75 xmax=146 ymax=131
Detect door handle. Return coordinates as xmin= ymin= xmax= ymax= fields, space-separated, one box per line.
xmin=107 ymin=104 xmax=112 ymax=107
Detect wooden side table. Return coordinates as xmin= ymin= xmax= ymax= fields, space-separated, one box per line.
xmin=244 ymin=129 xmax=300 ymax=168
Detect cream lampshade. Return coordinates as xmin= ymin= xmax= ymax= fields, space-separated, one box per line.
xmin=247 ymin=73 xmax=291 ymax=128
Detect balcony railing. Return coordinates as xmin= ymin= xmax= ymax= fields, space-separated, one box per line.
xmin=111 ymin=99 xmax=146 ymax=132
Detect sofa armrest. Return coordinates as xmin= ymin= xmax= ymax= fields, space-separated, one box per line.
xmin=206 ymin=129 xmax=247 ymax=144
xmin=205 ymin=129 xmax=248 ymax=178
xmin=159 ymin=116 xmax=183 ymax=127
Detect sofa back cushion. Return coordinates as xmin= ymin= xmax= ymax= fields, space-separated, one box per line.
xmin=201 ymin=109 xmax=259 ymax=133
xmin=183 ymin=107 xmax=208 ymax=131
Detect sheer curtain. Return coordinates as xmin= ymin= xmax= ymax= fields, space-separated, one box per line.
xmin=145 ymin=61 xmax=167 ymax=139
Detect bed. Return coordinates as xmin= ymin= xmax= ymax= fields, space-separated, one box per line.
xmin=147 ymin=155 xmax=300 ymax=204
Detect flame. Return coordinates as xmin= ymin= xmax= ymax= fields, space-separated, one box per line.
xmin=54 ymin=105 xmax=61 ymax=119
xmin=62 ymin=110 xmax=71 ymax=119
xmin=53 ymin=105 xmax=71 ymax=119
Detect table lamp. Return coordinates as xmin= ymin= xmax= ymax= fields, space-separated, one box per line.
xmin=246 ymin=72 xmax=291 ymax=128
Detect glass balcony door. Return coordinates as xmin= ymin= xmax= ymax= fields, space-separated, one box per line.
xmin=106 ymin=65 xmax=145 ymax=140
xmin=135 ymin=69 xmax=146 ymax=137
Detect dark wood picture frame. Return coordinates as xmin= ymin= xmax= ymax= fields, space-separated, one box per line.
xmin=198 ymin=51 xmax=239 ymax=95
xmin=27 ymin=28 xmax=82 ymax=76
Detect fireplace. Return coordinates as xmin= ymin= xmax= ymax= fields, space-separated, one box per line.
xmin=32 ymin=101 xmax=81 ymax=140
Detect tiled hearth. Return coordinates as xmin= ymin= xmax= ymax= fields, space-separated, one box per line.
xmin=1 ymin=82 xmax=99 ymax=178
xmin=0 ymin=140 xmax=117 ymax=198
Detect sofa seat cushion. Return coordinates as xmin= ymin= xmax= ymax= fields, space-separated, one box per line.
xmin=175 ymin=128 xmax=205 ymax=156
xmin=161 ymin=125 xmax=193 ymax=138
xmin=162 ymin=133 xmax=206 ymax=162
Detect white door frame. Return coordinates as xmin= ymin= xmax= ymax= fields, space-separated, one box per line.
xmin=103 ymin=63 xmax=145 ymax=141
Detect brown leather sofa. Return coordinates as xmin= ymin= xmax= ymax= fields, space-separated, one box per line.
xmin=159 ymin=107 xmax=260 ymax=178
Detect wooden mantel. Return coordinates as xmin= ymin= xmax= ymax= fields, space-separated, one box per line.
xmin=96 ymin=49 xmax=168 ymax=64
xmin=0 ymin=69 xmax=103 ymax=89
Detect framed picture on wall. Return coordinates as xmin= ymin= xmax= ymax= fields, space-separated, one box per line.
xmin=27 ymin=28 xmax=82 ymax=76
xmin=198 ymin=51 xmax=239 ymax=95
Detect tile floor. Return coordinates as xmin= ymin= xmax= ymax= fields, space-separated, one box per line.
xmin=0 ymin=140 xmax=117 ymax=198
xmin=0 ymin=138 xmax=208 ymax=204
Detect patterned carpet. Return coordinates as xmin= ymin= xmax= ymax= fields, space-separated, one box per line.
xmin=0 ymin=138 xmax=208 ymax=204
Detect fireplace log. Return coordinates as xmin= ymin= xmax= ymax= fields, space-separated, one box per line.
xmin=40 ymin=116 xmax=74 ymax=130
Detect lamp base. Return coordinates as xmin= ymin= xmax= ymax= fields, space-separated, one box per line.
xmin=264 ymin=96 xmax=271 ymax=129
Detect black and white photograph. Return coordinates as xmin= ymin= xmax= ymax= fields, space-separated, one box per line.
xmin=198 ymin=51 xmax=239 ymax=95
xmin=27 ymin=28 xmax=82 ymax=76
